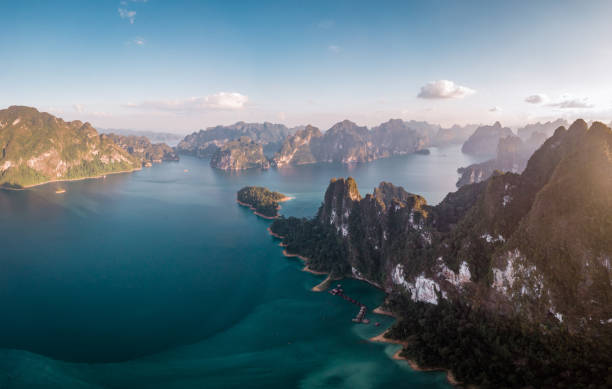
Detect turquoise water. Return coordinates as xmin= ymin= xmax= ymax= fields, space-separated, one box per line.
xmin=0 ymin=146 xmax=484 ymax=388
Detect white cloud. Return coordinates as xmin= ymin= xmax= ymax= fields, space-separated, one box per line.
xmin=547 ymin=95 xmax=594 ymax=109
xmin=489 ymin=106 xmax=502 ymax=112
xmin=118 ymin=8 xmax=136 ymax=24
xmin=126 ymin=92 xmax=249 ymax=112
xmin=525 ymin=94 xmax=548 ymax=104
xmin=73 ymin=104 xmax=84 ymax=113
xmin=328 ymin=45 xmax=340 ymax=53
xmin=417 ymin=80 xmax=475 ymax=99
xmin=132 ymin=37 xmax=145 ymax=46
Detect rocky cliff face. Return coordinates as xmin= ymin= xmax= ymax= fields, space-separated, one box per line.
xmin=209 ymin=136 xmax=270 ymax=170
xmin=272 ymin=119 xmax=612 ymax=335
xmin=273 ymin=125 xmax=322 ymax=166
xmin=314 ymin=120 xmax=374 ymax=163
xmin=103 ymin=133 xmax=179 ymax=166
xmin=456 ymin=131 xmax=547 ymax=187
xmin=461 ymin=121 xmax=514 ymax=156
xmin=0 ymin=106 xmax=140 ymax=188
xmin=176 ymin=121 xmax=294 ymax=158
xmin=273 ymin=119 xmax=426 ymax=167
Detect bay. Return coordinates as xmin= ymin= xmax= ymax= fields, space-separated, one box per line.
xmin=0 ymin=145 xmax=484 ymax=388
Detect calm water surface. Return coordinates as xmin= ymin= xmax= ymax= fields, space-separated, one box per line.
xmin=0 ymin=146 xmax=484 ymax=388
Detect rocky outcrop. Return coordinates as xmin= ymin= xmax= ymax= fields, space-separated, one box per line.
xmin=273 ymin=119 xmax=426 ymax=167
xmin=209 ymin=136 xmax=270 ymax=171
xmin=461 ymin=121 xmax=514 ymax=156
xmin=272 ymin=119 xmax=612 ymax=335
xmin=177 ymin=122 xmax=295 ymax=158
xmin=0 ymin=106 xmax=140 ymax=188
xmin=103 ymin=133 xmax=179 ymax=166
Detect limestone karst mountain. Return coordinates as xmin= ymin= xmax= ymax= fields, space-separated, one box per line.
xmin=0 ymin=106 xmax=140 ymax=188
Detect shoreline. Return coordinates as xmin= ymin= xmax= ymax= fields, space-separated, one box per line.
xmin=264 ymin=224 xmax=460 ymax=386
xmin=1 ymin=167 xmax=141 ymax=190
xmin=267 ymin=227 xmax=285 ymax=239
xmin=237 ymin=199 xmax=280 ymax=219
xmin=281 ymin=249 xmax=310 ymax=263
xmin=302 ymin=265 xmax=328 ymax=275
xmin=311 ymin=275 xmax=332 ymax=292
xmin=372 ymin=306 xmax=399 ymax=319
xmin=370 ymin=329 xmax=460 ymax=386
xmin=236 ymin=194 xmax=293 ymax=219
xmin=276 ymin=196 xmax=294 ymax=202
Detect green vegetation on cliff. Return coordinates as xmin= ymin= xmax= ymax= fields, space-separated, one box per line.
xmin=237 ymin=186 xmax=288 ymax=218
xmin=0 ymin=106 xmax=140 ymax=188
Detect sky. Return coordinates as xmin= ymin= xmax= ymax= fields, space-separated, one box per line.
xmin=2 ymin=0 xmax=612 ymax=134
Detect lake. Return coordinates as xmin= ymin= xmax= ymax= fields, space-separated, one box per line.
xmin=0 ymin=145 xmax=484 ymax=388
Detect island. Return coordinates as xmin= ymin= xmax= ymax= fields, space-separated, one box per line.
xmin=237 ymin=186 xmax=290 ymax=218
xmin=177 ymin=121 xmax=297 ymax=158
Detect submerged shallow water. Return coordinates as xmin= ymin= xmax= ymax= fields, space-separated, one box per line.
xmin=0 ymin=146 xmax=484 ymax=388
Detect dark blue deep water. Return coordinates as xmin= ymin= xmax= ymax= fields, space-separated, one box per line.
xmin=0 ymin=146 xmax=484 ymax=388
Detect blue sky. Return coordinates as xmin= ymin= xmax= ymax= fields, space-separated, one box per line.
xmin=2 ymin=0 xmax=612 ymax=133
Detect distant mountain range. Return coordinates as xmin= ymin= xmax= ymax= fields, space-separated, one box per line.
xmin=103 ymin=133 xmax=179 ymax=166
xmin=176 ymin=122 xmax=301 ymax=159
xmin=100 ymin=128 xmax=183 ymax=147
xmin=516 ymin=118 xmax=568 ymax=140
xmin=185 ymin=119 xmax=481 ymax=171
xmin=461 ymin=121 xmax=514 ymax=156
xmin=456 ymin=130 xmax=548 ymax=187
xmin=182 ymin=118 xmax=589 ymax=173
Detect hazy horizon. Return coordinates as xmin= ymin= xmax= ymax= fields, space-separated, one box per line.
xmin=10 ymin=105 xmax=610 ymax=137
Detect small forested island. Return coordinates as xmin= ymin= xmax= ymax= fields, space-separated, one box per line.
xmin=237 ymin=186 xmax=290 ymax=218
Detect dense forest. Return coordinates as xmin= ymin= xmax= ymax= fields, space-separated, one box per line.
xmin=384 ymin=295 xmax=612 ymax=388
xmin=271 ymin=216 xmax=350 ymax=276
